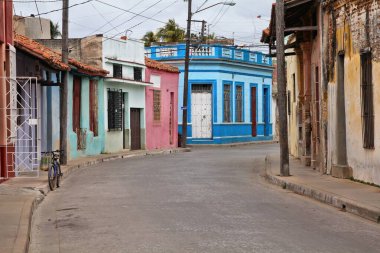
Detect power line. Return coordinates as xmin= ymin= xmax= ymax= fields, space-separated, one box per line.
xmin=15 ymin=0 xmax=93 ymax=18
xmin=86 ymin=0 xmax=147 ymax=36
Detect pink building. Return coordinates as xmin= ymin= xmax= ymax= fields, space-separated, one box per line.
xmin=145 ymin=57 xmax=179 ymax=150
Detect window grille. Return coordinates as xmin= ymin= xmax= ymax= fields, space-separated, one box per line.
xmin=153 ymin=90 xmax=161 ymax=121
xmin=288 ymin=90 xmax=291 ymax=115
xmin=113 ymin=64 xmax=122 ymax=78
xmin=223 ymin=84 xmax=231 ymax=122
xmin=361 ymin=52 xmax=374 ymax=149
xmin=108 ymin=89 xmax=123 ymax=131
xmin=134 ymin=67 xmax=142 ymax=81
xmin=235 ymin=86 xmax=243 ymax=122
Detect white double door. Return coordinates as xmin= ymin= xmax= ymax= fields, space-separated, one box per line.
xmin=191 ymin=85 xmax=212 ymax=139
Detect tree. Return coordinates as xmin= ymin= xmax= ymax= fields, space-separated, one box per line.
xmin=156 ymin=19 xmax=185 ymax=43
xmin=142 ymin=31 xmax=158 ymax=47
xmin=50 ymin=21 xmax=61 ymax=39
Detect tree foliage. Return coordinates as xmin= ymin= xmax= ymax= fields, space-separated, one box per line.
xmin=50 ymin=21 xmax=61 ymax=39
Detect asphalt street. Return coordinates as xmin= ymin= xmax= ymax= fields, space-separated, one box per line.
xmin=30 ymin=144 xmax=380 ymax=253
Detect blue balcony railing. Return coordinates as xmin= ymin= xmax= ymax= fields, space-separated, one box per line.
xmin=146 ymin=44 xmax=272 ymax=66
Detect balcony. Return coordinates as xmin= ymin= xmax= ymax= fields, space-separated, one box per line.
xmin=146 ymin=44 xmax=272 ymax=66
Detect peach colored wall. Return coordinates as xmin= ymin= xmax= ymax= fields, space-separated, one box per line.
xmin=145 ymin=68 xmax=179 ymax=150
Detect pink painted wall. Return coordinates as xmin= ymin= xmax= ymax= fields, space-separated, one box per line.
xmin=145 ymin=68 xmax=179 ymax=150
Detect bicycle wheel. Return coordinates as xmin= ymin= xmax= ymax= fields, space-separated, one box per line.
xmin=56 ymin=163 xmax=62 ymax=188
xmin=48 ymin=165 xmax=57 ymax=191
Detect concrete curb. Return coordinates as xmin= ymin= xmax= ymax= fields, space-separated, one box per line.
xmin=23 ymin=147 xmax=190 ymax=252
xmin=264 ymin=159 xmax=380 ymax=223
xmin=188 ymin=140 xmax=278 ymax=148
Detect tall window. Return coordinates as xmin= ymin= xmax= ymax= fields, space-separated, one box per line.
xmin=113 ymin=64 xmax=122 ymax=78
xmin=361 ymin=52 xmax=374 ymax=149
xmin=134 ymin=67 xmax=142 ymax=81
xmin=288 ymin=90 xmax=291 ymax=115
xmin=223 ymin=84 xmax=231 ymax=122
xmin=72 ymin=76 xmax=81 ymax=132
xmin=89 ymin=80 xmax=98 ymax=136
xmin=153 ymin=90 xmax=161 ymax=121
xmin=292 ymin=73 xmax=296 ymax=102
xmin=108 ymin=89 xmax=123 ymax=131
xmin=235 ymin=86 xmax=243 ymax=122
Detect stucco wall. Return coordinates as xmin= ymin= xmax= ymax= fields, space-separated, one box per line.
xmin=67 ymin=75 xmax=106 ymax=160
xmin=13 ymin=16 xmax=51 ymax=39
xmin=103 ymin=81 xmax=146 ymax=153
xmin=286 ymin=53 xmax=300 ymax=158
xmin=145 ymin=68 xmax=179 ymax=150
xmin=327 ymin=0 xmax=380 ymax=184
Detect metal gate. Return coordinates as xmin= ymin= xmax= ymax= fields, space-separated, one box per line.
xmin=0 ymin=77 xmax=40 ymax=178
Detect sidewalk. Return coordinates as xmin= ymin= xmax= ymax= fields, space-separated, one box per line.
xmin=0 ymin=147 xmax=190 ymax=253
xmin=264 ymin=155 xmax=380 ymax=223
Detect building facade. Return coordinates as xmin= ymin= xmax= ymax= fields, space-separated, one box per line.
xmin=81 ymin=35 xmax=151 ymax=152
xmin=147 ymin=44 xmax=273 ymax=144
xmin=262 ymin=0 xmax=380 ymax=186
xmin=145 ymin=57 xmax=179 ymax=150
xmin=14 ymin=34 xmax=108 ymax=165
xmin=0 ymin=0 xmax=14 ymax=180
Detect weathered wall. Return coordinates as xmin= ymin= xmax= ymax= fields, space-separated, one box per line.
xmin=37 ymin=39 xmax=82 ymax=60
xmin=13 ymin=16 xmax=51 ymax=39
xmin=326 ymin=0 xmax=380 ymax=184
xmin=286 ymin=52 xmax=300 ymax=158
xmin=145 ymin=68 xmax=179 ymax=150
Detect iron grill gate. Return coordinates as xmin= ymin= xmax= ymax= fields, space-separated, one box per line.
xmin=0 ymin=77 xmax=40 ymax=178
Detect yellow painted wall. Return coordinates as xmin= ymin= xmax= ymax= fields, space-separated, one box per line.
xmin=286 ymin=52 xmax=300 ymax=158
xmin=331 ymin=7 xmax=380 ymax=185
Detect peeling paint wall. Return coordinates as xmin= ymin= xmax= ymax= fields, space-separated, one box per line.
xmin=326 ymin=0 xmax=380 ymax=184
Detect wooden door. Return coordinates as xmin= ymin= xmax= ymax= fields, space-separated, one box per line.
xmin=73 ymin=76 xmax=81 ymax=133
xmin=263 ymin=87 xmax=269 ymax=136
xmin=251 ymin=87 xmax=257 ymax=137
xmin=191 ymin=84 xmax=212 ymax=139
xmin=130 ymin=108 xmax=141 ymax=150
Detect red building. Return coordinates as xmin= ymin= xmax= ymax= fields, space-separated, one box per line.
xmin=0 ymin=0 xmax=14 ymax=181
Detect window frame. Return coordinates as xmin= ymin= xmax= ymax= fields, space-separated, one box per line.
xmin=107 ymin=89 xmax=123 ymax=131
xmin=235 ymin=84 xmax=244 ymax=122
xmin=134 ymin=67 xmax=143 ymax=82
xmin=223 ymin=83 xmax=232 ymax=123
xmin=153 ymin=89 xmax=161 ymax=122
xmin=113 ymin=64 xmax=123 ymax=79
xmin=360 ymin=50 xmax=374 ymax=149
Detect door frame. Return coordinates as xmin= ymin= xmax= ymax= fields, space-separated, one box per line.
xmin=250 ymin=83 xmax=258 ymax=137
xmin=130 ymin=108 xmax=141 ymax=150
xmin=188 ymin=80 xmax=217 ymax=139
xmin=263 ymin=85 xmax=271 ymax=136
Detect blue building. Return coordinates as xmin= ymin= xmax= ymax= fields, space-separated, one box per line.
xmin=147 ymin=44 xmax=273 ymax=144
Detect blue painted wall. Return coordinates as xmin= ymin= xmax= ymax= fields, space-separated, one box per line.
xmin=148 ymin=44 xmax=274 ymax=144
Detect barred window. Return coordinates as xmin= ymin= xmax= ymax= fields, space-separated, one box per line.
xmin=134 ymin=67 xmax=142 ymax=81
xmin=223 ymin=84 xmax=231 ymax=122
xmin=235 ymin=86 xmax=243 ymax=122
xmin=108 ymin=89 xmax=123 ymax=131
xmin=153 ymin=90 xmax=161 ymax=121
xmin=288 ymin=90 xmax=291 ymax=116
xmin=361 ymin=52 xmax=374 ymax=149
xmin=113 ymin=64 xmax=122 ymax=78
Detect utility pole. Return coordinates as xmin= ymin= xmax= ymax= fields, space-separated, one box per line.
xmin=60 ymin=0 xmax=69 ymax=164
xmin=276 ymin=0 xmax=290 ymax=176
xmin=181 ymin=0 xmax=192 ymax=148
xmin=201 ymin=20 xmax=206 ymax=43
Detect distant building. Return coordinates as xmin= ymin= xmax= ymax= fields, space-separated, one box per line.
xmin=13 ymin=15 xmax=51 ymax=39
xmin=146 ymin=44 xmax=274 ymax=144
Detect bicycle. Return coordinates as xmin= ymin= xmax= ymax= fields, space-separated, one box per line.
xmin=42 ymin=150 xmax=63 ymax=191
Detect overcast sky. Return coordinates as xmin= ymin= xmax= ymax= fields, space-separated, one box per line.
xmin=14 ymin=0 xmax=274 ymax=50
